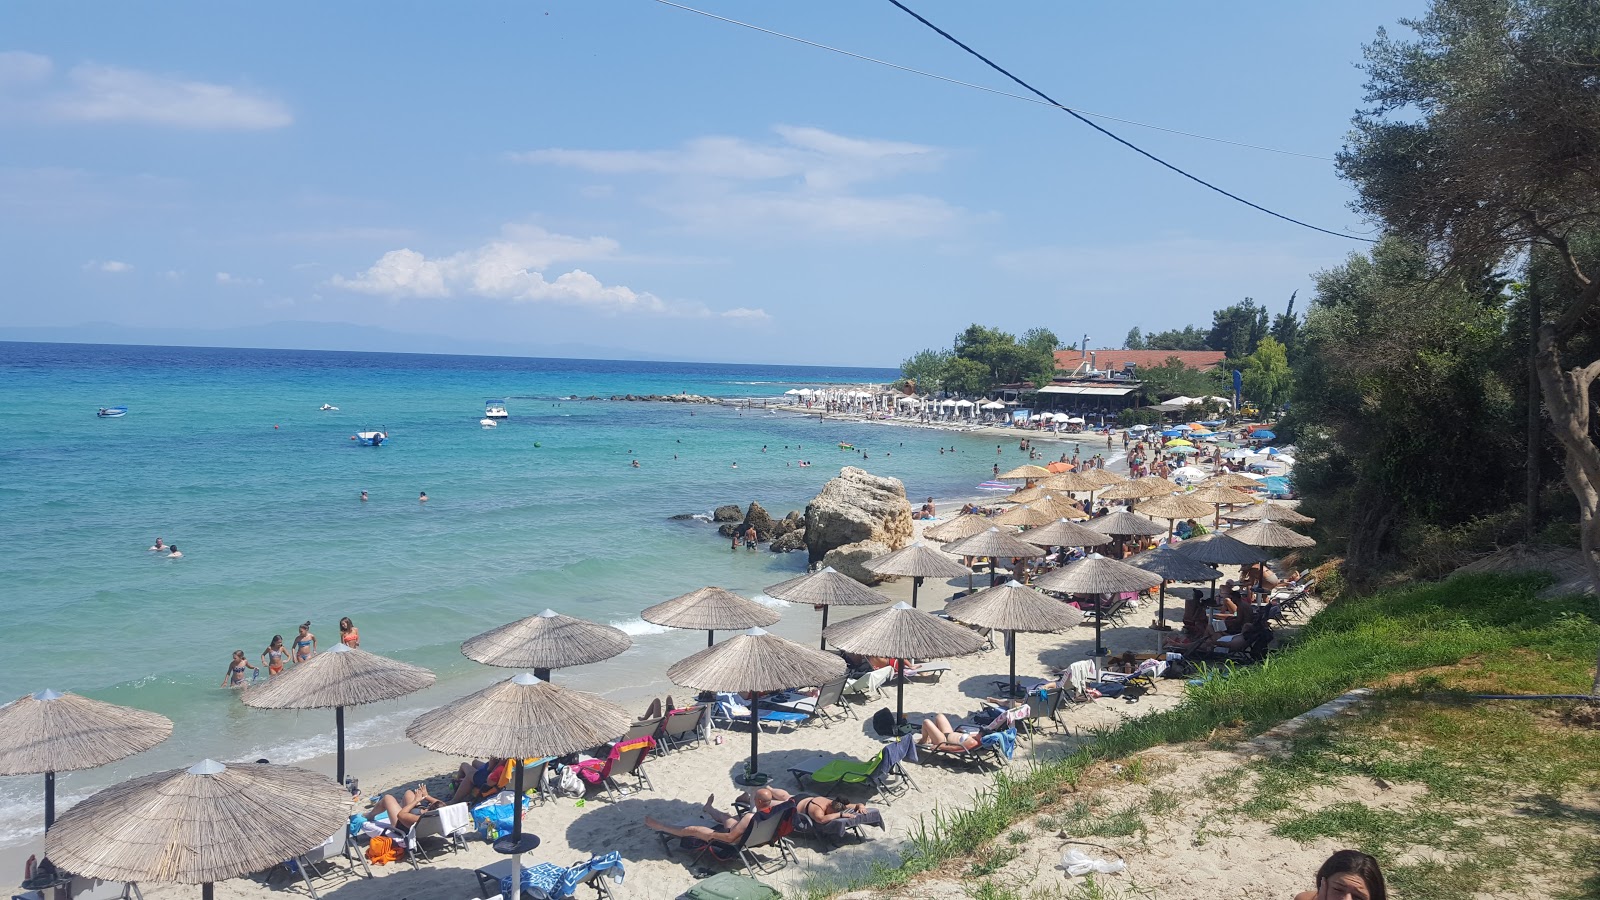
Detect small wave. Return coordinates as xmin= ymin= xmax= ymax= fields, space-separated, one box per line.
xmin=752 ymin=593 xmax=791 ymax=608
xmin=241 ymin=706 xmax=429 ymax=765
xmin=690 ymin=513 xmax=712 ymax=522
xmin=611 ymin=617 xmax=670 ymax=636
xmin=0 ymin=785 xmax=92 ymax=847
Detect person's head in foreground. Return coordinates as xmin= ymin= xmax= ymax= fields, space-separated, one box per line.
xmin=1296 ymin=850 xmax=1385 ymax=900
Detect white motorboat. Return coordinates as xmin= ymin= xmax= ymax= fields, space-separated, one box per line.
xmin=352 ymin=429 xmax=387 ymax=447
xmin=320 ymin=404 xmax=339 ymax=411
xmin=480 ymin=418 xmax=498 ymax=428
xmin=484 ymin=399 xmax=509 ymax=419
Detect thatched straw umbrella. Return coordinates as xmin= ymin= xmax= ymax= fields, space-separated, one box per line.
xmin=1209 ymin=471 xmax=1264 ymax=491
xmin=1186 ymin=483 xmax=1258 ymax=525
xmin=944 ymin=526 xmax=1048 ymax=589
xmin=1035 ymin=493 xmax=1090 ymax=520
xmin=946 ymin=581 xmax=1083 ymax=697
xmin=764 ymin=566 xmax=888 ymax=648
xmin=1089 ymin=510 xmax=1165 ymax=538
xmin=241 ymin=645 xmax=434 ymax=785
xmin=862 ymin=541 xmax=971 ymax=609
xmin=1225 ymin=502 xmax=1315 ymax=525
xmin=823 ymin=602 xmax=985 ymax=724
xmin=1127 ymin=546 xmax=1223 ymax=642
xmin=1021 ymin=518 xmax=1112 ymax=551
xmin=667 ymin=628 xmax=845 ymax=784
xmin=1034 ymin=554 xmax=1162 ymax=657
xmin=1226 ymin=519 xmax=1316 ymax=549
xmin=408 ymin=673 xmax=632 ymax=890
xmin=1079 ymin=469 xmax=1125 ymax=487
xmin=1042 ymin=470 xmax=1101 ymax=494
xmin=44 ymin=760 xmax=348 ymax=900
xmin=642 ymin=586 xmax=779 ymax=647
xmin=1003 ymin=484 xmax=1050 ymax=505
xmin=1174 ymin=532 xmax=1271 ymax=567
xmin=461 ymin=608 xmax=631 ymax=681
xmin=922 ymin=513 xmax=1002 ymax=544
xmin=1137 ymin=493 xmax=1216 ymax=538
xmin=0 ymin=690 xmax=172 ymax=831
xmin=998 ymin=464 xmax=1053 ymax=483
xmin=994 ymin=503 xmax=1056 ymax=528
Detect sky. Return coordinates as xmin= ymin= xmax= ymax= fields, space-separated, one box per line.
xmin=0 ymin=0 xmax=1424 ymax=366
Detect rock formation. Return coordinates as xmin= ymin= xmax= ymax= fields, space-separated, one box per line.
xmin=803 ymin=467 xmax=914 ymax=570
xmin=740 ymin=502 xmax=776 ymax=541
xmin=713 ymin=504 xmax=743 ymax=523
xmin=769 ymin=530 xmax=806 ymax=553
xmin=821 ymin=540 xmax=891 ymax=584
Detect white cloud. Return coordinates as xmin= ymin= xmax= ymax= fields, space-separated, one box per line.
xmin=720 ymin=307 xmax=772 ymax=323
xmin=330 ymin=223 xmax=765 ymax=321
xmin=510 ymin=125 xmax=959 ymax=238
xmin=83 ymin=259 xmax=132 ymax=273
xmin=0 ymin=51 xmax=290 ymax=130
xmin=216 ymin=271 xmax=262 ymax=286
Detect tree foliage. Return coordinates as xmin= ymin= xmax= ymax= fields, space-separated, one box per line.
xmin=1142 ymin=325 xmax=1210 ymax=351
xmin=1208 ymin=299 xmax=1270 ymax=359
xmin=899 ymin=348 xmax=952 ymax=393
xmin=1135 ymin=355 xmax=1219 ymax=404
xmin=1240 ymin=336 xmax=1294 ymax=411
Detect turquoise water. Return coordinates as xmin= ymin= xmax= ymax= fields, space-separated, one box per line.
xmin=0 ymin=341 xmax=1097 ymax=846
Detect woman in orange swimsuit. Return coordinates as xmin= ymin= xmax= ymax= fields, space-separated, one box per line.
xmin=261 ymin=635 xmax=290 ymax=677
xmin=339 ymin=617 xmax=359 ymax=648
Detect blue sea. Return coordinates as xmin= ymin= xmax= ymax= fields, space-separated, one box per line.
xmin=0 ymin=341 xmax=1097 ymax=848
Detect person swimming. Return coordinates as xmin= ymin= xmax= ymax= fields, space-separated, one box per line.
xmin=149 ymin=537 xmax=163 ymax=552
xmin=261 ymin=636 xmax=290 ymax=677
xmin=339 ymin=617 xmax=359 ymax=648
xmin=360 ymin=490 xmax=368 ymax=502
xmin=222 ymin=650 xmax=258 ymax=687
xmin=292 ymin=621 xmax=317 ymax=662
xmin=166 ymin=544 xmax=182 ymax=559
xmin=419 ymin=491 xmax=428 ymax=502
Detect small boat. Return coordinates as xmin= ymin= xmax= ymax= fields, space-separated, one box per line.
xmin=97 ymin=407 xmax=127 ymax=418
xmin=320 ymin=404 xmax=339 ymax=411
xmin=484 ymin=399 xmax=509 ymax=419
xmin=480 ymin=418 xmax=497 ymax=428
xmin=352 ymin=429 xmax=387 ymax=447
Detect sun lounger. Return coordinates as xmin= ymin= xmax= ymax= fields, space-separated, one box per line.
xmin=761 ymin=676 xmax=853 ymax=726
xmin=621 ymin=715 xmax=664 ymax=744
xmin=656 ymin=704 xmax=710 ymax=752
xmin=917 ymin=726 xmax=1016 ymax=769
xmin=290 ymin=828 xmax=371 ymax=898
xmin=843 ymin=666 xmax=894 ymax=700
xmin=787 ymin=734 xmax=919 ymax=804
xmin=474 ymin=851 xmax=625 ymax=900
xmin=12 ymin=875 xmax=145 ymax=900
xmin=903 ymin=662 xmax=952 ymax=681
xmin=658 ymin=800 xmax=798 ymax=876
xmin=1098 ymin=659 xmax=1166 ymax=695
xmin=710 ymin=694 xmax=807 ymax=733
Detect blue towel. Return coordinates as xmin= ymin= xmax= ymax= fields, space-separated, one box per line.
xmin=562 ymin=852 xmax=625 ymax=896
xmin=981 ymin=727 xmax=1017 ymax=759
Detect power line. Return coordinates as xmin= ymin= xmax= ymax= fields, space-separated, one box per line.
xmin=884 ymin=0 xmax=1375 ymax=242
xmin=648 ymin=0 xmax=1332 ymax=162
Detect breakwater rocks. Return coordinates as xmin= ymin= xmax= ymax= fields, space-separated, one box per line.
xmin=608 ymin=393 xmax=719 ymax=403
xmin=804 ymin=467 xmax=913 ymax=581
xmin=673 ymin=502 xmax=807 ymax=552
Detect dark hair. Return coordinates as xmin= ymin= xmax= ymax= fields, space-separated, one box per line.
xmin=1316 ymin=850 xmax=1385 ymax=900
xmin=301 ymin=621 xmax=311 ymax=630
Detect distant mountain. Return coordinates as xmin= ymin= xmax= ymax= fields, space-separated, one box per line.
xmin=0 ymin=321 xmax=695 ymax=363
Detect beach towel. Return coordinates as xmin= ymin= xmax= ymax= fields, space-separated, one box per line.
xmin=981 ymin=727 xmax=1017 ymax=760
xmin=576 ymin=736 xmax=656 ymax=784
xmin=846 ymin=666 xmax=894 ymax=698
xmin=505 ymin=853 xmax=624 ymax=900
xmin=436 ymin=800 xmax=472 ymax=838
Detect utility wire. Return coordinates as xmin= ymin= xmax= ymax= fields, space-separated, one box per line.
xmin=649 ymin=0 xmax=1331 ymax=162
xmin=884 ymin=0 xmax=1375 ymax=242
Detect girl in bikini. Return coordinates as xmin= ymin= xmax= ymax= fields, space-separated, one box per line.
xmin=261 ymin=636 xmax=290 ymax=677
xmin=339 ymin=617 xmax=359 ymax=648
xmin=292 ymin=622 xmax=317 ymax=662
xmin=221 ymin=650 xmax=258 ymax=687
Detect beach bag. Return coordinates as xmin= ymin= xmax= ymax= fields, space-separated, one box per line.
xmin=557 ymin=764 xmax=583 ymax=797
xmin=871 ymin=707 xmax=897 ymax=738
xmin=365 ymin=834 xmax=402 ymax=865
xmin=683 ymin=871 xmax=782 ymax=900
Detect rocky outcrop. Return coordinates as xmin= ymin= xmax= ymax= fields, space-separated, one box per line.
xmin=667 ymin=513 xmax=699 ymax=521
xmin=821 ymin=540 xmax=891 ymax=584
xmin=740 ymin=502 xmax=776 ymax=541
xmin=608 ymin=393 xmax=719 ymax=403
xmin=803 ymin=467 xmax=914 ymax=564
xmin=717 ymin=523 xmax=741 ymax=538
xmin=770 ymin=530 xmax=807 ymax=553
xmin=713 ymin=504 xmax=743 ymax=523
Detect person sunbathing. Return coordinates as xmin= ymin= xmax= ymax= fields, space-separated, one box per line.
xmin=367 ymin=785 xmax=436 ymax=829
xmin=795 ymin=794 xmax=872 ymax=825
xmin=448 ymin=757 xmax=507 ymax=803
xmin=644 ymin=788 xmax=785 ymax=844
xmin=918 ymin=713 xmax=986 ymax=751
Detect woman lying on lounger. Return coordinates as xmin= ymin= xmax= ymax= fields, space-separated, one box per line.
xmin=916 ymin=712 xmax=1006 ymax=752
xmin=366 ymin=784 xmax=437 ymax=829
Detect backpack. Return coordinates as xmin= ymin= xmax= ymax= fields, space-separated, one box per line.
xmin=365 ymin=833 xmax=402 ymax=865
xmin=871 ymin=707 xmax=897 ymax=738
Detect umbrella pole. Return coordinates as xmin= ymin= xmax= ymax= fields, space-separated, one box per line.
xmin=735 ymin=692 xmax=761 ymax=785
xmin=1008 ymin=631 xmax=1018 ymax=697
xmin=820 ymin=606 xmax=829 ymax=650
xmin=204 ymin=884 xmax=213 ymax=900
xmin=707 ymin=630 xmax=715 ymax=648
xmin=1092 ymin=595 xmax=1107 ymax=657
xmin=1157 ymin=580 xmax=1169 ymax=652
xmin=335 ymin=706 xmax=346 ymax=786
xmin=43 ymin=771 xmax=54 ymax=830
xmin=911 ymin=576 xmax=923 ymax=608
xmin=895 ymin=665 xmax=906 ymax=726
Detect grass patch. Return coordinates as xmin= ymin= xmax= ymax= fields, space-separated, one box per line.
xmin=799 ymin=572 xmax=1600 ymax=898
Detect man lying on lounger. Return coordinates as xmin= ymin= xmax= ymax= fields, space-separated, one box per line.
xmin=644 ymin=787 xmax=789 ymax=843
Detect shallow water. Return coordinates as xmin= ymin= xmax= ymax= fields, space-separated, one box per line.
xmin=0 ymin=341 xmax=1114 ymax=847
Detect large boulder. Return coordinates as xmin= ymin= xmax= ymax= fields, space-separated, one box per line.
xmin=803 ymin=467 xmax=914 ymax=564
xmin=713 ymin=504 xmax=743 ymax=523
xmin=770 ymin=529 xmax=807 ymax=553
xmin=821 ymin=540 xmax=891 ymax=585
xmin=740 ymin=502 xmax=776 ymax=541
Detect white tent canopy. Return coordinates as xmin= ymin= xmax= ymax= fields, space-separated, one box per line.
xmin=981 ymin=401 xmax=1006 ymax=410
xmin=953 ymin=399 xmax=974 ymax=407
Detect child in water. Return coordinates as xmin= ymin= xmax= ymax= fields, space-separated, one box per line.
xmin=222 ymin=650 xmax=259 ymax=687
xmin=261 ymin=636 xmax=290 ymax=677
